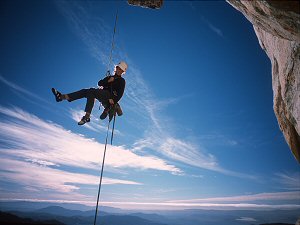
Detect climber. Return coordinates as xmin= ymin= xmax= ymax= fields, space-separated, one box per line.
xmin=51 ymin=61 xmax=128 ymax=125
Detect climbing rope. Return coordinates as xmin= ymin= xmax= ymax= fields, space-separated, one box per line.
xmin=93 ymin=9 xmax=119 ymax=225
xmin=110 ymin=114 xmax=116 ymax=145
xmin=107 ymin=8 xmax=118 ymax=145
xmin=93 ymin=112 xmax=117 ymax=225
xmin=106 ymin=9 xmax=119 ymax=76
xmin=93 ymin=120 xmax=111 ymax=225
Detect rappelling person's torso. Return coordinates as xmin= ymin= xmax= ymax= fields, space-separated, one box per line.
xmin=98 ymin=75 xmax=125 ymax=103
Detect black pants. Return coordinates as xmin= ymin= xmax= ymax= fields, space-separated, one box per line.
xmin=67 ymin=88 xmax=111 ymax=113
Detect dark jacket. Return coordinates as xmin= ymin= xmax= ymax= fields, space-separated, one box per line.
xmin=98 ymin=75 xmax=126 ymax=103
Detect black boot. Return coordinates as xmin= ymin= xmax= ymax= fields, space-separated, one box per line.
xmin=51 ymin=88 xmax=62 ymax=102
xmin=100 ymin=108 xmax=109 ymax=120
xmin=78 ymin=116 xmax=90 ymax=125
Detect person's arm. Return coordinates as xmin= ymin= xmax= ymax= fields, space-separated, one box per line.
xmin=98 ymin=76 xmax=110 ymax=87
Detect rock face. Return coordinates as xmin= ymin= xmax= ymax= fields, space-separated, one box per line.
xmin=227 ymin=0 xmax=300 ymax=162
xmin=127 ymin=0 xmax=163 ymax=9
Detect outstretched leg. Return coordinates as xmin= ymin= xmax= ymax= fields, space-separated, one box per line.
xmin=65 ymin=88 xmax=97 ymax=113
xmin=69 ymin=88 xmax=98 ymax=125
xmin=52 ymin=88 xmax=98 ymax=125
xmin=51 ymin=88 xmax=70 ymax=101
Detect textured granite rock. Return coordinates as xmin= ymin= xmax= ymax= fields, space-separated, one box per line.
xmin=127 ymin=0 xmax=163 ymax=9
xmin=227 ymin=0 xmax=300 ymax=162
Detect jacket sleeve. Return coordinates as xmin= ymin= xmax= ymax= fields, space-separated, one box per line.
xmin=113 ymin=79 xmax=126 ymax=103
xmin=98 ymin=76 xmax=110 ymax=87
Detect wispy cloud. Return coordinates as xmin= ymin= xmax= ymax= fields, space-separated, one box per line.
xmin=73 ymin=201 xmax=300 ymax=210
xmin=0 ymin=156 xmax=141 ymax=202
xmin=130 ymin=128 xmax=254 ymax=179
xmin=198 ymin=133 xmax=238 ymax=146
xmin=0 ymin=74 xmax=67 ymax=118
xmin=207 ymin=22 xmax=224 ymax=37
xmin=2 ymin=189 xmax=300 ymax=210
xmin=1 ymin=198 xmax=299 ymax=210
xmin=0 ymin=74 xmax=49 ymax=104
xmin=185 ymin=3 xmax=224 ymax=38
xmin=0 ymin=157 xmax=140 ymax=193
xmin=0 ymin=105 xmax=184 ymax=200
xmin=167 ymin=191 xmax=300 ymax=203
xmin=274 ymin=172 xmax=300 ymax=191
xmin=55 ymin=1 xmax=112 ymax=67
xmin=236 ymin=217 xmax=257 ymax=222
xmin=201 ymin=16 xmax=224 ymax=38
xmin=0 ymin=105 xmax=181 ymax=174
xmin=0 ymin=104 xmax=186 ymax=202
xmin=124 ymin=64 xmax=253 ymax=178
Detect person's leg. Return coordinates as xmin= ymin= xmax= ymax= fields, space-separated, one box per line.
xmin=77 ymin=88 xmax=98 ymax=125
xmin=96 ymin=90 xmax=113 ymax=120
xmin=52 ymin=87 xmax=96 ymax=125
xmin=95 ymin=89 xmax=111 ymax=104
xmin=84 ymin=88 xmax=97 ymax=115
xmin=66 ymin=89 xmax=89 ymax=102
xmin=65 ymin=88 xmax=96 ymax=115
xmin=61 ymin=94 xmax=70 ymax=101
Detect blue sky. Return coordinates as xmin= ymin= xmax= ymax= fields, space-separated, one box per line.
xmin=0 ymin=0 xmax=299 ymax=210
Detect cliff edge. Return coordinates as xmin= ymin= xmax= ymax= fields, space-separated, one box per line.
xmin=227 ymin=0 xmax=300 ymax=162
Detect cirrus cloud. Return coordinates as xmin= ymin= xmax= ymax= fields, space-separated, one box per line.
xmin=0 ymin=105 xmax=182 ymax=201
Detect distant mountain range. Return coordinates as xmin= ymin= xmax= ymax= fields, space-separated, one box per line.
xmin=0 ymin=201 xmax=298 ymax=225
xmin=0 ymin=211 xmax=65 ymax=225
xmin=1 ymin=209 xmax=167 ymax=225
xmin=260 ymin=224 xmax=295 ymax=225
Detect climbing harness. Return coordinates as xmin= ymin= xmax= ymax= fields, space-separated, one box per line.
xmin=93 ymin=9 xmax=119 ymax=225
